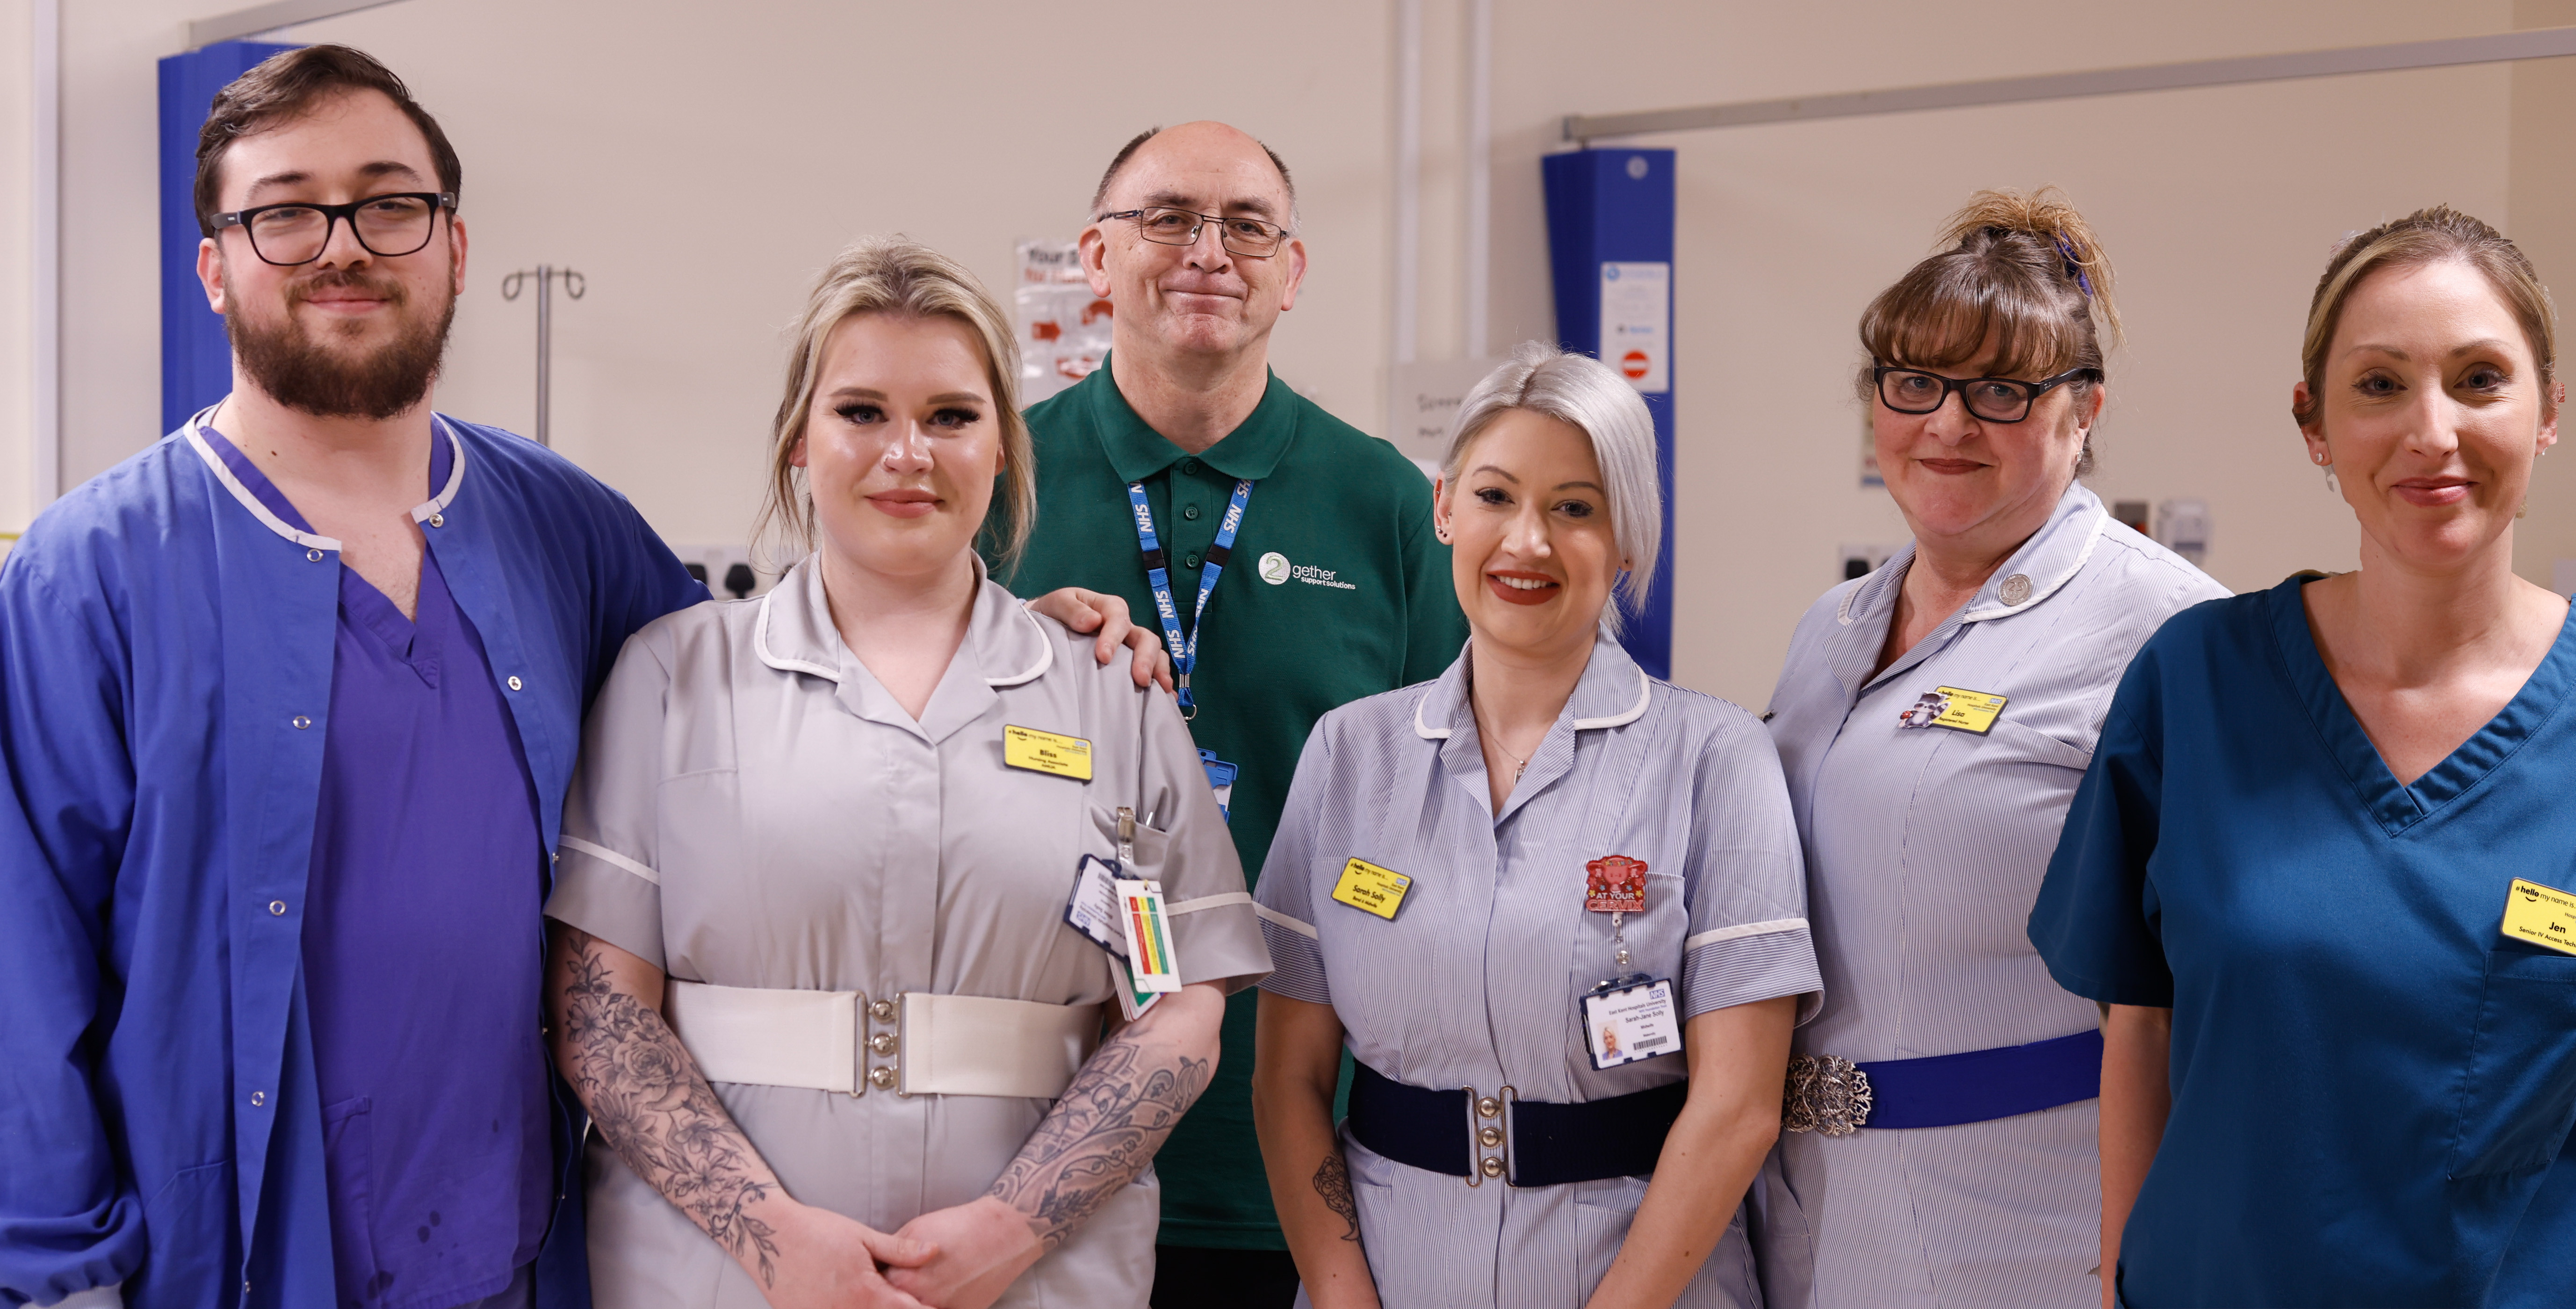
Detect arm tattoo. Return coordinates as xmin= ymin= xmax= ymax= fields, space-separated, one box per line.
xmin=1314 ymin=1151 xmax=1360 ymax=1241
xmin=986 ymin=1027 xmax=1213 ymax=1251
xmin=557 ymin=928 xmax=784 ymax=1284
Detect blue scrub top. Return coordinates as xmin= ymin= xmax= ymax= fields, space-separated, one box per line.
xmin=2031 ymin=575 xmax=2576 ymax=1308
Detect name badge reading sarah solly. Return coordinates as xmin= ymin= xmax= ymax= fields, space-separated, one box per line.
xmin=1331 ymin=858 xmax=1413 ymax=920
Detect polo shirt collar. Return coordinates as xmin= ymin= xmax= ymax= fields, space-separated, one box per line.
xmin=1087 ymin=354 xmax=1300 ymax=482
xmin=1829 ymin=480 xmax=2108 ymax=694
xmin=754 ymin=551 xmax=1053 ymax=742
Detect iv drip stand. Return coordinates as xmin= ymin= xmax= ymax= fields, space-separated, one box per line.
xmin=501 ymin=265 xmax=585 ymax=446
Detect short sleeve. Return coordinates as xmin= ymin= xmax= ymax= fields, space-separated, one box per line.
xmin=2029 ymin=674 xmax=2176 ymax=1007
xmin=544 ymin=629 xmax=672 ymax=970
xmin=1139 ymin=685 xmax=1272 ymax=993
xmin=1250 ymin=723 xmax=1333 ymax=1005
xmin=1675 ymin=707 xmax=1825 ymax=1023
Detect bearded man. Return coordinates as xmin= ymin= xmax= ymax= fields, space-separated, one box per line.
xmin=0 ymin=45 xmax=1163 ymax=1309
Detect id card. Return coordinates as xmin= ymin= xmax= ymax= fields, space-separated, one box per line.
xmin=1118 ymin=881 xmax=1182 ymax=993
xmin=1199 ymin=748 xmax=1237 ymax=823
xmin=1908 ymin=687 xmax=2007 ymax=734
xmin=2504 ymin=877 xmax=2576 ymax=956
xmin=1331 ymin=857 xmax=1412 ymax=921
xmin=1003 ymin=725 xmax=1094 ymax=780
xmin=1065 ymin=855 xmax=1128 ymax=958
xmin=1582 ymin=977 xmax=1681 ymax=1070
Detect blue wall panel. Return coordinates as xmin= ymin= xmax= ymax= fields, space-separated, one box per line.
xmin=160 ymin=42 xmax=296 ymax=433
xmin=1543 ymin=147 xmax=1677 ymax=680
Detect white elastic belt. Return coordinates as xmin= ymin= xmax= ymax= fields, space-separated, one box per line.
xmin=664 ymin=981 xmax=1102 ymax=1100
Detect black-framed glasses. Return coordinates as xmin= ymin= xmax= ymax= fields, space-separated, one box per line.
xmin=209 ymin=192 xmax=456 ymax=267
xmin=1872 ymin=364 xmax=2101 ymax=424
xmin=1097 ymin=206 xmax=1290 ymax=258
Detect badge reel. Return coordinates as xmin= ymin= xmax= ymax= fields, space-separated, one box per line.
xmin=1580 ymin=856 xmax=1681 ymax=1071
xmin=1064 ymin=806 xmax=1181 ymax=1019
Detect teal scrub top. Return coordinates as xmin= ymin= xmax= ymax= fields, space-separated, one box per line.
xmin=2031 ymin=575 xmax=2576 ymax=1308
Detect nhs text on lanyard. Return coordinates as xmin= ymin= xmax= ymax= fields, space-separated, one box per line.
xmin=1126 ymin=478 xmax=1254 ymax=720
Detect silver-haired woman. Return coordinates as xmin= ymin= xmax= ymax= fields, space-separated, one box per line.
xmin=1249 ymin=342 xmax=1820 ymax=1309
xmin=541 ymin=236 xmax=1270 ymax=1309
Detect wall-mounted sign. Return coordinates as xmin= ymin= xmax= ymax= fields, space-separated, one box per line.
xmin=1600 ymin=261 xmax=1670 ymax=394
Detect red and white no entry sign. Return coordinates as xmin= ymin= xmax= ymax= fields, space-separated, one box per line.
xmin=1622 ymin=350 xmax=1650 ymax=380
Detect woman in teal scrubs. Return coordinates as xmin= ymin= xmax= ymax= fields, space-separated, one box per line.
xmin=2031 ymin=205 xmax=2576 ymax=1308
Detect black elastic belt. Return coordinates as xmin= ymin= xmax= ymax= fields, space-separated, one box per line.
xmin=1347 ymin=1060 xmax=1687 ymax=1187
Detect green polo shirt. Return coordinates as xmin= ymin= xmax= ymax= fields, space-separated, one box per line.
xmin=1001 ymin=361 xmax=1466 ymax=1250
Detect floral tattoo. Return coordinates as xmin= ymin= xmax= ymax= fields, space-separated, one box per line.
xmin=556 ymin=928 xmax=784 ymax=1284
xmin=987 ymin=1028 xmax=1213 ymax=1251
xmin=1314 ymin=1151 xmax=1360 ymax=1241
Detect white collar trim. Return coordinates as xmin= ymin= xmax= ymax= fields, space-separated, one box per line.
xmin=1571 ymin=665 xmax=1652 ymax=729
xmin=182 ymin=405 xmax=468 ymax=552
xmin=754 ymin=555 xmax=1055 ymax=688
xmin=1958 ymin=506 xmax=2106 ymax=623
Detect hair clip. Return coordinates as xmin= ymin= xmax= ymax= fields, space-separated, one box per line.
xmin=2054 ymin=234 xmax=2095 ymax=299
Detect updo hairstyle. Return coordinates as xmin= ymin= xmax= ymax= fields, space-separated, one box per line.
xmin=1442 ymin=341 xmax=1663 ymax=636
xmin=1857 ymin=187 xmax=2122 ymax=475
xmin=754 ymin=235 xmax=1038 ymax=569
xmin=2293 ymin=204 xmax=2558 ymax=431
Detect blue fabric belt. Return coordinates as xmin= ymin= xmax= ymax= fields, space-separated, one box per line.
xmin=1346 ymin=1060 xmax=1686 ymax=1186
xmin=1857 ymin=1028 xmax=2103 ymax=1129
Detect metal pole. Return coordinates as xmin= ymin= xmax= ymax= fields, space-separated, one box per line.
xmin=1565 ymin=23 xmax=2576 ymax=143
xmin=534 ymin=265 xmax=552 ymax=447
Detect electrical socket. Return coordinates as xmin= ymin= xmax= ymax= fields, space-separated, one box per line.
xmin=671 ymin=543 xmax=776 ymax=600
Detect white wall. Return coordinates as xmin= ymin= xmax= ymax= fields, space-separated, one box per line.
xmin=21 ymin=0 xmax=2574 ymax=705
xmin=0 ymin=0 xmax=34 ymax=547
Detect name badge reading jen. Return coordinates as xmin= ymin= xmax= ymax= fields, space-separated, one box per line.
xmin=1331 ymin=858 xmax=1413 ymax=921
xmin=1004 ymin=725 xmax=1093 ymax=780
xmin=1897 ymin=686 xmax=2008 ymax=735
xmin=2504 ymin=877 xmax=2576 ymax=956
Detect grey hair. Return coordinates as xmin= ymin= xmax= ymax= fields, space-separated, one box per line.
xmin=1440 ymin=341 xmax=1662 ymax=636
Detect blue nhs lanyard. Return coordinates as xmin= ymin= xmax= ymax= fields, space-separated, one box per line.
xmin=1126 ymin=477 xmax=1255 ymax=717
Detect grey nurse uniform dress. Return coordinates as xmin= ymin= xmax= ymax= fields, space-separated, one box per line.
xmin=1255 ymin=637 xmax=1821 ymax=1308
xmin=1753 ymin=483 xmax=2224 ymax=1308
xmin=543 ymin=557 xmax=1271 ymax=1309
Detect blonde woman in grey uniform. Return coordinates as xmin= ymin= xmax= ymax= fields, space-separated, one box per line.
xmin=1252 ymin=343 xmax=1821 ymax=1309
xmin=1751 ymin=191 xmax=2225 ymax=1307
xmin=541 ymin=237 xmax=1270 ymax=1309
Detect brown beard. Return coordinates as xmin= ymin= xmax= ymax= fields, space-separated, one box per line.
xmin=225 ymin=265 xmax=456 ymax=421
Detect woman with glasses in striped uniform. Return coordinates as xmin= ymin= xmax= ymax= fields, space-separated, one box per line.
xmin=1751 ymin=190 xmax=2226 ymax=1308
xmin=1250 ymin=342 xmax=1821 ymax=1308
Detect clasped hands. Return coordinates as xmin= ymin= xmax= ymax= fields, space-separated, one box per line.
xmin=760 ymin=1195 xmax=1043 ymax=1309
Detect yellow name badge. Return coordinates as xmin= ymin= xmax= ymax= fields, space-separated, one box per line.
xmin=1331 ymin=857 xmax=1413 ymax=921
xmin=1930 ymin=686 xmax=2009 ymax=735
xmin=2503 ymin=878 xmax=2576 ymax=956
xmin=1003 ymin=725 xmax=1093 ymax=781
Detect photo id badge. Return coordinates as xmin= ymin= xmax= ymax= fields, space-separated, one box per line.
xmin=1118 ymin=880 xmax=1183 ymax=994
xmin=1065 ymin=854 xmax=1128 ymax=958
xmin=1582 ymin=977 xmax=1681 ymax=1070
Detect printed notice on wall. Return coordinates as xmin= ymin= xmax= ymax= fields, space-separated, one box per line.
xmin=1601 ymin=261 xmax=1669 ymax=394
xmin=1016 ymin=239 xmax=1112 ymax=404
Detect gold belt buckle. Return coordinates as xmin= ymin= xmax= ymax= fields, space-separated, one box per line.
xmin=1781 ymin=1054 xmax=1873 ymax=1136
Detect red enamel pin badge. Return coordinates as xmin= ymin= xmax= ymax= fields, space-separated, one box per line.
xmin=1585 ymin=855 xmax=1648 ymax=914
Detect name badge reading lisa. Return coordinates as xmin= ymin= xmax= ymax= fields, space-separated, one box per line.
xmin=1003 ymin=725 xmax=1093 ymax=780
xmin=2504 ymin=878 xmax=2576 ymax=955
xmin=1897 ymin=686 xmax=2008 ymax=735
xmin=1331 ymin=858 xmax=1413 ymax=921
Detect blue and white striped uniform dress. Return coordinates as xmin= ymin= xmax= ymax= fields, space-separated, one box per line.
xmin=1752 ymin=482 xmax=2226 ymax=1308
xmin=1255 ymin=636 xmax=1822 ymax=1308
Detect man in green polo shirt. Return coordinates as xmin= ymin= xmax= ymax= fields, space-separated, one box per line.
xmin=1001 ymin=121 xmax=1467 ymax=1307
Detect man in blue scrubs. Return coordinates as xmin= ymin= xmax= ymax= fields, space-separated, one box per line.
xmin=0 ymin=46 xmax=1155 ymax=1309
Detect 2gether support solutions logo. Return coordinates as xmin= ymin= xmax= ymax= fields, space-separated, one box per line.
xmin=1257 ymin=551 xmax=1356 ymax=591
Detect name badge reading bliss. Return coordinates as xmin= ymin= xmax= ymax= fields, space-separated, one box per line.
xmin=1583 ymin=978 xmax=1681 ymax=1070
xmin=1331 ymin=858 xmax=1413 ymax=920
xmin=2504 ymin=878 xmax=2576 ymax=955
xmin=1004 ymin=725 xmax=1093 ymax=780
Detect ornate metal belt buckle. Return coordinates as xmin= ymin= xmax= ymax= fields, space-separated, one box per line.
xmin=1782 ymin=1054 xmax=1873 ymax=1136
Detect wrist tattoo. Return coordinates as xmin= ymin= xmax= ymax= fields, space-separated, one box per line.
xmin=989 ymin=1029 xmax=1213 ymax=1251
xmin=558 ymin=929 xmax=783 ymax=1284
xmin=1315 ymin=1151 xmax=1359 ymax=1241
